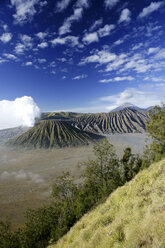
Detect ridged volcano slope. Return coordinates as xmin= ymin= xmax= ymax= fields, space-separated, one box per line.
xmin=73 ymin=108 xmax=148 ymax=134
xmin=8 ymin=120 xmax=103 ymax=149
xmin=49 ymin=159 xmax=165 ymax=248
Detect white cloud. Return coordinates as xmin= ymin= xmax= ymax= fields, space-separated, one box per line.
xmin=76 ymin=0 xmax=89 ymax=8
xmin=49 ymin=61 xmax=56 ymax=67
xmin=72 ymin=74 xmax=87 ymax=80
xmin=145 ymin=23 xmax=162 ymax=37
xmin=14 ymin=43 xmax=26 ymax=54
xmin=56 ymin=0 xmax=72 ymax=12
xmin=118 ymin=8 xmax=131 ymax=24
xmin=80 ymin=41 xmax=165 ymax=76
xmin=40 ymin=1 xmax=47 ymax=7
xmin=104 ymin=0 xmax=119 ymax=9
xmin=104 ymin=51 xmax=158 ymax=74
xmin=145 ymin=77 xmax=165 ymax=82
xmin=51 ymin=70 xmax=56 ymax=74
xmin=54 ymin=85 xmax=164 ymax=113
xmin=51 ymin=37 xmax=65 ymax=45
xmin=138 ymin=2 xmax=163 ymax=18
xmin=58 ymin=57 xmax=67 ymax=62
xmin=38 ymin=42 xmax=48 ymax=48
xmin=154 ymin=48 xmax=165 ymax=60
xmin=36 ymin=31 xmax=47 ymax=39
xmin=0 ymin=58 xmax=7 ymax=64
xmin=58 ymin=1 xmax=90 ymax=35
xmin=132 ymin=43 xmax=143 ymax=50
xmin=2 ymin=24 xmax=8 ymax=31
xmin=59 ymin=8 xmax=83 ymax=35
xmin=0 ymin=96 xmax=40 ymax=130
xmin=25 ymin=61 xmax=32 ymax=66
xmin=82 ymin=32 xmax=99 ymax=44
xmin=53 ymin=84 xmax=164 ymax=113
xmin=148 ymin=47 xmax=160 ymax=54
xmin=100 ymin=87 xmax=163 ymax=110
xmin=105 ymin=54 xmax=127 ymax=71
xmin=51 ymin=35 xmax=79 ymax=47
xmin=82 ymin=24 xmax=115 ymax=45
xmin=98 ymin=24 xmax=115 ymax=37
xmin=123 ymin=59 xmax=152 ymax=73
xmin=38 ymin=58 xmax=46 ymax=63
xmin=14 ymin=34 xmax=33 ymax=54
xmin=3 ymin=53 xmax=18 ymax=60
xmin=0 ymin=170 xmax=44 ymax=184
xmin=80 ymin=50 xmax=116 ymax=65
xmin=155 ymin=83 xmax=165 ymax=87
xmin=114 ymin=39 xmax=124 ymax=46
xmin=20 ymin=34 xmax=33 ymax=45
xmin=89 ymin=19 xmax=103 ymax=32
xmin=100 ymin=76 xmax=134 ymax=83
xmin=10 ymin=0 xmax=41 ymax=24
xmin=0 ymin=33 xmax=12 ymax=43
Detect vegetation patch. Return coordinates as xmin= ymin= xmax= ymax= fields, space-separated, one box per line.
xmin=50 ymin=159 xmax=165 ymax=248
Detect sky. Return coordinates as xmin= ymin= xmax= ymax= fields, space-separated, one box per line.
xmin=0 ymin=0 xmax=165 ymax=114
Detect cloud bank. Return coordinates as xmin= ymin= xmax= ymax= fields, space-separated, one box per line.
xmin=0 ymin=96 xmax=40 ymax=130
xmin=0 ymin=169 xmax=44 ymax=184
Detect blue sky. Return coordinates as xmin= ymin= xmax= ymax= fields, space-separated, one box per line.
xmin=0 ymin=0 xmax=165 ymax=112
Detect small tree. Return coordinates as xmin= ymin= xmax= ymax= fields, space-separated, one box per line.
xmin=52 ymin=172 xmax=77 ymax=204
xmin=23 ymin=206 xmax=60 ymax=248
xmin=0 ymin=220 xmax=21 ymax=248
xmin=81 ymin=139 xmax=121 ymax=202
xmin=146 ymin=103 xmax=165 ymax=162
xmin=121 ymin=147 xmax=142 ymax=183
xmin=51 ymin=172 xmax=78 ymax=237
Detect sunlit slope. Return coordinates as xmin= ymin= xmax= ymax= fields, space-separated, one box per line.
xmin=50 ymin=159 xmax=165 ymax=248
xmin=73 ymin=108 xmax=148 ymax=134
xmin=8 ymin=120 xmax=103 ymax=149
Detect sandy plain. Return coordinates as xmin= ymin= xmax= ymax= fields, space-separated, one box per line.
xmin=0 ymin=133 xmax=149 ymax=229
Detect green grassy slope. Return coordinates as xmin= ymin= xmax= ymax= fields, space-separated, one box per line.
xmin=8 ymin=120 xmax=103 ymax=149
xmin=49 ymin=159 xmax=165 ymax=248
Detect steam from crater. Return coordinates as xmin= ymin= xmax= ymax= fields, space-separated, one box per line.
xmin=0 ymin=96 xmax=40 ymax=130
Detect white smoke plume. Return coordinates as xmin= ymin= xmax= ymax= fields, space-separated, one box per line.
xmin=0 ymin=96 xmax=40 ymax=130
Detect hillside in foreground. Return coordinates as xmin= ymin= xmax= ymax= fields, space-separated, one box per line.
xmin=8 ymin=120 xmax=103 ymax=149
xmin=49 ymin=159 xmax=165 ymax=248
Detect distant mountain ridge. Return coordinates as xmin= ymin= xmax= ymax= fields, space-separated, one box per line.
xmin=111 ymin=103 xmax=153 ymax=112
xmin=72 ymin=108 xmax=149 ymax=134
xmin=8 ymin=107 xmax=150 ymax=149
xmin=8 ymin=120 xmax=103 ymax=149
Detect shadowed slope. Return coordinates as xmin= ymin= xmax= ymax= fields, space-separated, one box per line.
xmin=49 ymin=159 xmax=165 ymax=248
xmin=8 ymin=120 xmax=103 ymax=149
xmin=73 ymin=108 xmax=148 ymax=134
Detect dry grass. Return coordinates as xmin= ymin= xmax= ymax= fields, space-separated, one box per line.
xmin=49 ymin=159 xmax=165 ymax=248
